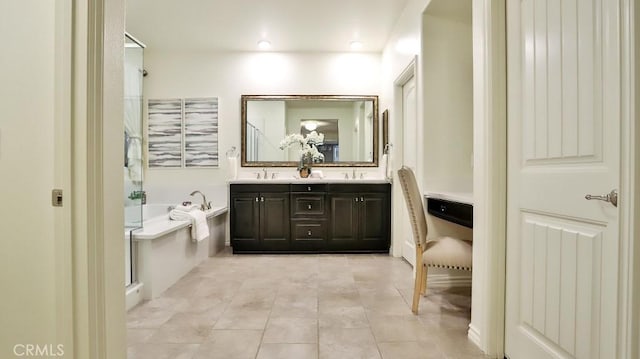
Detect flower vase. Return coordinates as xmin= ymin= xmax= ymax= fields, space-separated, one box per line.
xmin=299 ymin=156 xmax=312 ymax=178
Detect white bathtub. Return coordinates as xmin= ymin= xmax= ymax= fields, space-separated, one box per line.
xmin=126 ymin=203 xmax=228 ymax=309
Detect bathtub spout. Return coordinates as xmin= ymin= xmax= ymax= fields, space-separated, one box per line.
xmin=190 ymin=190 xmax=211 ymax=211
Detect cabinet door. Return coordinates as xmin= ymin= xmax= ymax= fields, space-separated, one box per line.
xmin=260 ymin=192 xmax=290 ymax=250
xmin=328 ymin=193 xmax=359 ymax=250
xmin=231 ymin=193 xmax=260 ymax=251
xmin=359 ymin=193 xmax=390 ymax=250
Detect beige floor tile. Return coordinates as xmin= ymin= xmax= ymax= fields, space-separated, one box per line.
xmin=256 ymin=343 xmax=318 ymax=359
xmin=127 ymin=343 xmax=199 ymax=359
xmin=128 ymin=250 xmax=476 ymax=359
xmin=213 ymin=308 xmax=270 ymax=330
xmin=318 ymin=289 xmax=362 ymax=309
xmin=163 ymin=310 xmax=221 ymax=329
xmin=178 ymin=295 xmax=231 ymax=314
xmin=367 ymin=314 xmax=432 ymax=342
xmin=319 ymin=327 xmax=381 ymax=359
xmin=147 ymin=323 xmax=213 ymax=344
xmin=318 ymin=305 xmax=369 ymax=328
xmin=126 ymin=328 xmax=155 ymax=344
xmin=378 ymin=341 xmax=445 ymax=359
xmin=262 ymin=317 xmax=318 ymax=344
xmin=226 ymin=288 xmax=277 ymax=311
xmin=195 ymin=329 xmax=262 ymax=359
xmin=362 ymin=296 xmax=413 ymax=316
xmin=435 ymin=329 xmax=483 ymax=357
xmin=270 ymin=295 xmax=318 ymax=319
xmin=127 ymin=306 xmax=175 ymax=329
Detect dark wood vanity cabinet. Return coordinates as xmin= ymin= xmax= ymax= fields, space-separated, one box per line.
xmin=230 ymin=185 xmax=290 ymax=252
xmin=328 ymin=185 xmax=390 ymax=251
xmin=230 ymin=183 xmax=390 ymax=253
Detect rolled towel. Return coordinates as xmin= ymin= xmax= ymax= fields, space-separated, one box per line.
xmin=169 ymin=208 xmax=210 ymax=242
xmin=175 ymin=204 xmax=199 ymax=212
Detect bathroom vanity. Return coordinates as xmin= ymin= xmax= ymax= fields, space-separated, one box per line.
xmin=229 ymin=180 xmax=391 ymax=253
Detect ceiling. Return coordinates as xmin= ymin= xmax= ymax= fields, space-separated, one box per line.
xmin=126 ymin=0 xmax=411 ymax=52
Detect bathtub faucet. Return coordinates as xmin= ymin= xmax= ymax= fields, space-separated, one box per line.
xmin=190 ymin=190 xmax=211 ymax=211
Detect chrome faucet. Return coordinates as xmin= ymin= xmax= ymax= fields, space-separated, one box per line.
xmin=190 ymin=190 xmax=211 ymax=211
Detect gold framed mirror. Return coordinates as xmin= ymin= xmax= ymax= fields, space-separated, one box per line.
xmin=241 ymin=95 xmax=379 ymax=167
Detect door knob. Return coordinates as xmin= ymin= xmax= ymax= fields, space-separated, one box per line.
xmin=585 ymin=189 xmax=618 ymax=207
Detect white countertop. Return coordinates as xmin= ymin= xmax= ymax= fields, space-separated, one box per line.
xmin=131 ymin=206 xmax=228 ymax=240
xmin=424 ymin=191 xmax=474 ymax=205
xmin=229 ymin=178 xmax=391 ymax=184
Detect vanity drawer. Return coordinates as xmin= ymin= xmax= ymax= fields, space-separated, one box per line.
xmin=291 ymin=194 xmax=326 ymax=217
xmin=291 ymin=220 xmax=327 ymax=251
xmin=291 ymin=184 xmax=327 ymax=193
xmin=426 ymin=197 xmax=473 ymax=228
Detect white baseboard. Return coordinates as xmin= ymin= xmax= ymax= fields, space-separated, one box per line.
xmin=468 ymin=323 xmax=481 ymax=348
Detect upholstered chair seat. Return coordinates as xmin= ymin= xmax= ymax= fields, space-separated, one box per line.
xmin=423 ymin=237 xmax=472 ymax=270
xmin=398 ymin=166 xmax=473 ymax=314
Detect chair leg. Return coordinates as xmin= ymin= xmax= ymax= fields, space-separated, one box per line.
xmin=411 ymin=263 xmax=425 ymax=314
xmin=420 ymin=265 xmax=428 ymax=296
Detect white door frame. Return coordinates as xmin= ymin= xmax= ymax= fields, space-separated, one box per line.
xmin=469 ymin=1 xmax=507 ymax=356
xmin=391 ymin=57 xmax=418 ymax=258
xmin=71 ymin=0 xmax=126 ymax=357
xmin=617 ymin=1 xmax=640 ymax=357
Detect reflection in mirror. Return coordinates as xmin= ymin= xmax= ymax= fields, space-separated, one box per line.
xmin=242 ymin=95 xmax=378 ymax=167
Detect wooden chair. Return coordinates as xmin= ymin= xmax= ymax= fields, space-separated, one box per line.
xmin=397 ymin=166 xmax=473 ymax=314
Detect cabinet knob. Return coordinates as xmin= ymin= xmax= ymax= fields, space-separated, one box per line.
xmin=261 ymin=197 xmax=265 ymax=202
xmin=308 ymin=204 xmax=312 ymax=210
xmin=354 ymin=197 xmax=359 ymax=202
xmin=255 ymin=197 xmax=259 ymax=202
xmin=307 ymin=186 xmax=312 ymax=191
xmin=360 ymin=197 xmax=364 ymax=202
xmin=307 ymin=230 xmax=312 ymax=236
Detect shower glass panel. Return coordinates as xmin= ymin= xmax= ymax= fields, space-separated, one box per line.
xmin=124 ymin=33 xmax=145 ymax=287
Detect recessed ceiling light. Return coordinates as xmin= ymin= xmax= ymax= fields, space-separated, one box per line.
xmin=303 ymin=121 xmax=318 ymax=131
xmin=350 ymin=41 xmax=363 ymax=51
xmin=258 ymin=40 xmax=271 ymax=50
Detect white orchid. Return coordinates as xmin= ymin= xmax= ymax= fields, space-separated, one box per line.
xmin=279 ymin=131 xmax=325 ymax=163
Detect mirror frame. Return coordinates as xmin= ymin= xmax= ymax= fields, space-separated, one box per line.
xmin=241 ymin=94 xmax=379 ymax=167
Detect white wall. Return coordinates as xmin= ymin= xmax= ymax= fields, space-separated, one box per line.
xmin=142 ymin=51 xmax=381 ymax=204
xmin=422 ymin=7 xmax=474 ymax=194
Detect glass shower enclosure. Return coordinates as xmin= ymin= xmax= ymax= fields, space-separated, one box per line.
xmin=124 ymin=33 xmax=145 ymax=287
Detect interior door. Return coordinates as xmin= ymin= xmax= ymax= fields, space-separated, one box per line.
xmin=401 ymin=75 xmax=418 ymax=266
xmin=0 ymin=0 xmax=73 ymax=356
xmin=505 ymin=0 xmax=622 ymax=358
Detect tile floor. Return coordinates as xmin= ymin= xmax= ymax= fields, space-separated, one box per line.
xmin=127 ymin=248 xmax=485 ymax=359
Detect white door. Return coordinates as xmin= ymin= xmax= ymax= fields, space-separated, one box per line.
xmin=505 ymin=0 xmax=622 ymax=358
xmin=0 ymin=1 xmax=73 ymax=357
xmin=401 ymin=75 xmax=418 ymax=266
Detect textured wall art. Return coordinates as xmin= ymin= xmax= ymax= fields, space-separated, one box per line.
xmin=184 ymin=98 xmax=219 ymax=167
xmin=147 ymin=99 xmax=183 ymax=168
xmin=147 ymin=97 xmax=219 ymax=168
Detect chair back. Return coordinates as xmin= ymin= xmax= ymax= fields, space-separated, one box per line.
xmin=398 ymin=166 xmax=428 ymax=248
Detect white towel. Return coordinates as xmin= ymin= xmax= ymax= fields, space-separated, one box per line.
xmin=175 ymin=204 xmax=199 ymax=212
xmin=169 ymin=208 xmax=210 ymax=242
